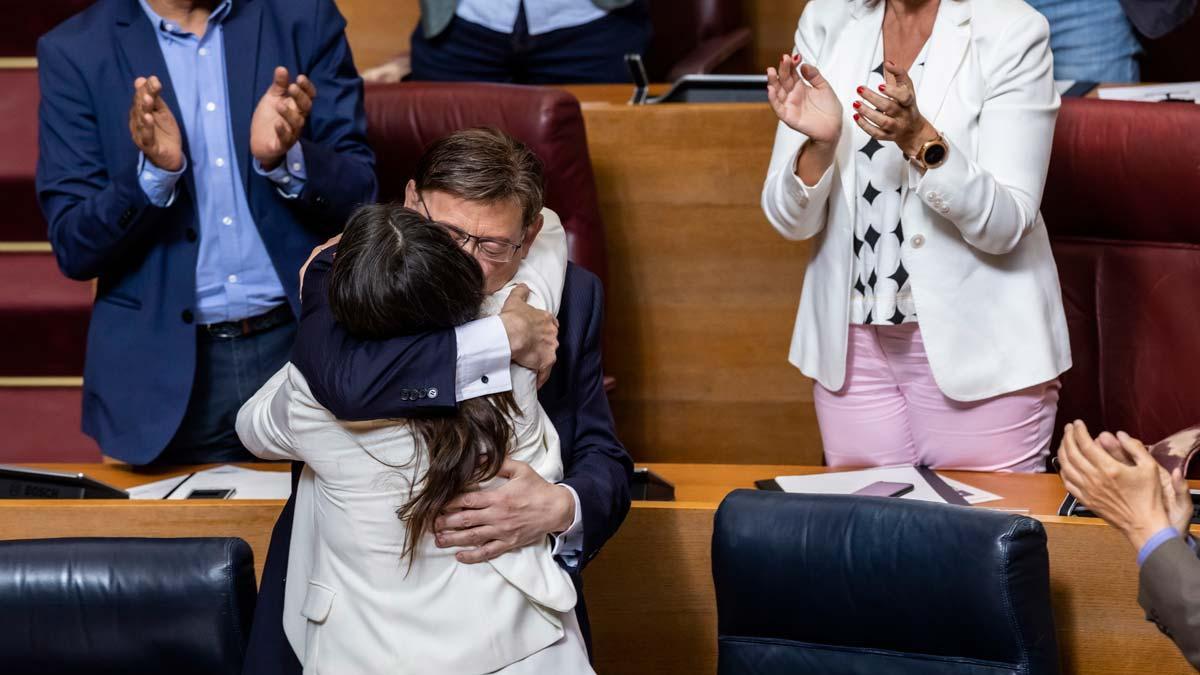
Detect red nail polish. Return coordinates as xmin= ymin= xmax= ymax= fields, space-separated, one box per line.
xmin=856 ymin=86 xmax=864 ymax=94
xmin=852 ymin=101 xmax=861 ymax=109
xmin=853 ymin=113 xmax=860 ymax=121
xmin=793 ymin=55 xmax=800 ymax=63
xmin=879 ymin=84 xmax=887 ymax=92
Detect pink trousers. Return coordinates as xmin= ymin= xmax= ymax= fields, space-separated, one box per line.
xmin=813 ymin=324 xmax=1060 ymax=473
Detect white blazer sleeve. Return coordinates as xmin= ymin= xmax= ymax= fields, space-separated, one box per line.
xmin=509 ymin=207 xmax=568 ymax=316
xmin=235 ymin=365 xmax=301 ymax=462
xmin=761 ymin=9 xmax=838 ymax=242
xmin=915 ymin=11 xmax=1059 ymax=255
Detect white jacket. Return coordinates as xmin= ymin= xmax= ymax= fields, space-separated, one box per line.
xmin=237 ymin=213 xmax=589 ymax=674
xmin=762 ymin=0 xmax=1072 ymax=401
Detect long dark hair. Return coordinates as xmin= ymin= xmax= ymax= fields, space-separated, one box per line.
xmin=328 ymin=204 xmax=518 ymax=564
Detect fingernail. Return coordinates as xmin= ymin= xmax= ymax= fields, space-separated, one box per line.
xmin=856 ymin=86 xmax=864 ymax=94
xmin=793 ymin=55 xmax=800 ymax=63
xmin=853 ymin=113 xmax=860 ymax=121
xmin=852 ymin=101 xmax=861 ymax=109
xmin=879 ymin=84 xmax=887 ymax=92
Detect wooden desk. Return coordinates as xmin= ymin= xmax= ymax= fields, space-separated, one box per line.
xmin=0 ymin=462 xmax=1193 ymax=674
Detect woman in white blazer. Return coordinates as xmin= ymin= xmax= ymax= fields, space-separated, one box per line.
xmin=762 ymin=0 xmax=1071 ymax=471
xmin=237 ymin=206 xmax=593 ymax=674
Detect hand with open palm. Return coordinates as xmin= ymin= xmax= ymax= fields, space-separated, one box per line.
xmin=767 ymin=53 xmax=843 ymax=146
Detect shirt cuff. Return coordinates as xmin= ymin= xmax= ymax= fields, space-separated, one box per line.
xmin=1138 ymin=527 xmax=1182 ymax=567
xmin=138 ymin=153 xmax=186 ymax=207
xmin=550 ymin=484 xmax=584 ymax=567
xmin=253 ymin=143 xmax=307 ymax=198
xmin=453 ymin=315 xmax=512 ymax=402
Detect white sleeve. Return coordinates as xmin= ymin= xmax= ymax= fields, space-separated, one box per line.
xmin=913 ymin=11 xmax=1058 ymax=255
xmin=454 ymin=316 xmax=513 ymax=401
xmin=760 ymin=9 xmax=838 ymax=242
xmin=235 ymin=366 xmax=301 ymax=462
xmin=507 ymin=207 xmax=568 ymax=315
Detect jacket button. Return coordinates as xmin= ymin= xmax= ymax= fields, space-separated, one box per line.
xmin=181 ymin=309 xmax=194 ymax=324
xmin=910 ymin=234 xmax=926 ymax=249
xmin=481 ymin=375 xmax=489 ymax=385
xmin=186 ymin=228 xmax=197 ymax=242
xmin=427 ymin=388 xmax=438 ymax=399
xmin=314 ymin=196 xmax=328 ymax=208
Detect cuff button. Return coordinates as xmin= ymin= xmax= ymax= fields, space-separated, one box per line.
xmin=427 ymin=388 xmax=438 ymax=399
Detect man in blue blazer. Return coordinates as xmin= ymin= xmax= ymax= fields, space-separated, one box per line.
xmin=36 ymin=0 xmax=377 ymax=464
xmin=244 ymin=130 xmax=633 ymax=672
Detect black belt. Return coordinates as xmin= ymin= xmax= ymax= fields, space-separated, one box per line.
xmin=201 ymin=304 xmax=293 ymax=339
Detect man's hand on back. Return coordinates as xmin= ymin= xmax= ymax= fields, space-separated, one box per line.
xmin=500 ymin=285 xmax=558 ymax=381
xmin=299 ymin=234 xmax=340 ymax=297
xmin=433 ymin=459 xmax=576 ymax=564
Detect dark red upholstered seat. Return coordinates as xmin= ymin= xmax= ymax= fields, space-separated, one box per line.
xmin=1043 ymin=98 xmax=1200 ymax=461
xmin=364 ymin=82 xmax=609 ymax=286
xmin=0 ymin=0 xmax=94 ymax=58
xmin=0 ymin=69 xmax=45 ymax=242
xmin=0 ymin=254 xmax=90 ymax=377
xmin=644 ymin=0 xmax=752 ymax=81
xmin=0 ymin=387 xmax=100 ymax=462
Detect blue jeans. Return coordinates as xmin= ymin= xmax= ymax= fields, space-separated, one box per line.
xmin=159 ymin=315 xmax=296 ymax=464
xmin=1026 ymin=0 xmax=1142 ymax=82
xmin=411 ymin=1 xmax=651 ymax=84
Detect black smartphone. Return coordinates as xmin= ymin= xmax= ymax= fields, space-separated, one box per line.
xmin=186 ymin=488 xmax=236 ymax=499
xmin=852 ymin=481 xmax=914 ymax=498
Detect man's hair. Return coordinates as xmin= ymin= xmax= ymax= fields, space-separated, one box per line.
xmin=413 ymin=127 xmax=546 ymax=229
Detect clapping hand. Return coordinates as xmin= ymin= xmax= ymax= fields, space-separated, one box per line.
xmin=129 ymin=76 xmax=183 ymax=172
xmin=766 ymin=53 xmax=842 ymax=146
xmin=251 ymin=66 xmax=317 ymax=170
xmin=852 ymin=60 xmax=937 ymax=158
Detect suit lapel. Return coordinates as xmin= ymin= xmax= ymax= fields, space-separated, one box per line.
xmin=916 ymin=0 xmax=971 ymax=126
xmin=222 ymin=0 xmax=264 ymax=198
xmin=114 ymin=0 xmax=195 ymax=201
xmin=826 ymin=0 xmax=884 ymax=216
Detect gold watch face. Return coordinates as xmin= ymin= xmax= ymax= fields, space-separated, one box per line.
xmin=922 ymin=140 xmax=948 ymax=168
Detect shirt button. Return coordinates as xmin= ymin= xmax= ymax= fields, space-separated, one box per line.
xmin=911 ymin=234 xmax=926 ymax=249
xmin=281 ymin=176 xmax=291 ymax=184
xmin=215 ymin=158 xmax=225 ymax=167
xmin=292 ymin=162 xmax=302 ymax=172
xmin=206 ymin=102 xmax=216 ymax=112
xmin=198 ymin=47 xmax=208 ymax=56
xmin=222 ymin=216 xmax=233 ymax=226
xmin=181 ymin=309 xmax=194 ymax=324
xmin=228 ymin=274 xmax=238 ymax=284
xmin=481 ymin=375 xmax=489 ymax=384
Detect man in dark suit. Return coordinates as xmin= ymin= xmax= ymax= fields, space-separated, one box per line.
xmin=36 ymin=0 xmax=376 ymax=465
xmin=242 ymin=129 xmax=633 ymax=673
xmin=1058 ymin=420 xmax=1200 ymax=669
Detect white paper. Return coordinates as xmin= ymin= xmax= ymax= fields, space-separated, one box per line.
xmin=165 ymin=464 xmax=291 ymax=500
xmin=127 ymin=474 xmax=190 ymax=500
xmin=1097 ymin=82 xmax=1200 ymax=103
xmin=773 ymin=465 xmax=1001 ymax=505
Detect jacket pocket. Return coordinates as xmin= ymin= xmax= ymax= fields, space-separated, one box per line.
xmin=97 ymin=292 xmax=142 ymax=310
xmin=301 ymin=580 xmax=336 ymax=672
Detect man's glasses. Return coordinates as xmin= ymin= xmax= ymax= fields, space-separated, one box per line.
xmin=419 ymin=194 xmax=524 ymax=263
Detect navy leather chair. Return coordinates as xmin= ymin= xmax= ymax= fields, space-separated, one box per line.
xmin=713 ymin=490 xmax=1060 ymax=675
xmin=0 ymin=537 xmax=257 ymax=675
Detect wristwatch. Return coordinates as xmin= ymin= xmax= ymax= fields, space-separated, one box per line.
xmin=907 ymin=133 xmax=950 ymax=171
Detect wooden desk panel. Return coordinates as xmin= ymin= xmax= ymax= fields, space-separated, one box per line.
xmin=3 ymin=463 xmax=1194 ymax=673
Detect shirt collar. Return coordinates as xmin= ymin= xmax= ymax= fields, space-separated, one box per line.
xmin=138 ymin=0 xmax=233 ymax=38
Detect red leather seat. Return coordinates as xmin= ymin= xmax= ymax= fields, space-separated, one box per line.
xmin=0 ymin=69 xmax=44 ymax=242
xmin=645 ymin=0 xmax=751 ymax=81
xmin=364 ymin=82 xmax=608 ymax=285
xmin=1 ymin=0 xmax=93 ymax=57
xmin=1043 ymin=98 xmax=1200 ymax=460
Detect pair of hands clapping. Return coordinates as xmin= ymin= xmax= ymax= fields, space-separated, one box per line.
xmin=128 ymin=66 xmax=316 ymax=173
xmin=766 ymin=52 xmax=934 ymax=159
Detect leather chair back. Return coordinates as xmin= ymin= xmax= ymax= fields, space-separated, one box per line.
xmin=364 ymin=82 xmax=608 ymax=285
xmin=0 ymin=537 xmax=257 ymax=675
xmin=1140 ymin=10 xmax=1200 ymax=83
xmin=2 ymin=0 xmax=94 ymax=57
xmin=645 ymin=0 xmax=751 ymax=81
xmin=1043 ymin=98 xmax=1200 ymax=459
xmin=713 ymin=490 xmax=1060 ymax=674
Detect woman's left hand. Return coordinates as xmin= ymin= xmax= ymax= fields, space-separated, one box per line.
xmin=853 ymin=60 xmax=938 ymax=158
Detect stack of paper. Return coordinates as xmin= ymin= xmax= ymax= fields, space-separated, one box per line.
xmin=1097 ymin=82 xmax=1200 ymax=103
xmin=128 ymin=464 xmax=291 ymax=500
xmin=773 ymin=465 xmax=1001 ymax=505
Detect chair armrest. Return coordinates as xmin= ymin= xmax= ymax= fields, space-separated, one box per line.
xmin=665 ymin=27 xmax=752 ymax=81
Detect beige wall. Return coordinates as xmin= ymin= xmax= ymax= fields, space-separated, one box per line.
xmin=336 ymin=0 xmax=810 ymax=74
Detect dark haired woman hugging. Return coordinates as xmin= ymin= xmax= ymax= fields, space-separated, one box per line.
xmin=237 ymin=204 xmax=591 ymax=673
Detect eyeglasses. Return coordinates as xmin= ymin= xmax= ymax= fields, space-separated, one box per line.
xmin=418 ymin=194 xmax=524 ymax=263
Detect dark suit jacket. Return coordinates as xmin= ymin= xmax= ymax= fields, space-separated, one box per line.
xmin=35 ymin=0 xmax=377 ymax=464
xmin=242 ymin=251 xmax=633 ymax=673
xmin=1120 ymin=0 xmax=1197 ymax=38
xmin=1139 ymin=536 xmax=1200 ymax=670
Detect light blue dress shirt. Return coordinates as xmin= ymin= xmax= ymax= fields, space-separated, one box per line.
xmin=456 ymin=0 xmax=607 ymax=36
xmin=137 ymin=0 xmax=306 ymax=324
xmin=1025 ymin=0 xmax=1142 ymax=82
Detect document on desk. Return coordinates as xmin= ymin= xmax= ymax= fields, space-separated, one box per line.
xmin=773 ymin=466 xmax=1001 ymax=505
xmin=125 ymin=465 xmax=292 ymax=500
xmin=1097 ymin=82 xmax=1200 ymax=103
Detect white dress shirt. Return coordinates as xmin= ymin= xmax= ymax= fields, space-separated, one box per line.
xmin=456 ymin=0 xmax=608 ymax=36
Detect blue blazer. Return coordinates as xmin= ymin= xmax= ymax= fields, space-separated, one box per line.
xmin=35 ymin=0 xmax=377 ymax=464
xmin=242 ymin=251 xmax=634 ymax=673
